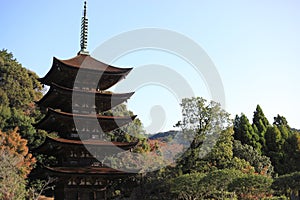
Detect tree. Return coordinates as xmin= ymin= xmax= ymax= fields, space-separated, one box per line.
xmin=0 ymin=88 xmax=11 ymax=129
xmin=253 ymin=105 xmax=269 ymax=133
xmin=0 ymin=128 xmax=36 ymax=177
xmin=265 ymin=125 xmax=283 ymax=153
xmin=104 ymin=104 xmax=145 ymax=142
xmin=232 ymin=140 xmax=274 ymax=176
xmin=169 ymin=172 xmax=207 ymax=200
xmin=272 ymin=171 xmax=300 ymax=199
xmin=0 ymin=49 xmax=44 ymax=148
xmin=252 ymin=105 xmax=269 ymax=151
xmin=175 ymin=97 xmax=231 ymax=173
xmin=169 ymin=169 xmax=272 ymax=200
xmin=0 ymin=128 xmax=36 ymax=200
xmin=0 ymin=49 xmax=42 ymax=110
xmin=0 ymin=151 xmax=27 ymax=200
xmin=228 ymin=173 xmax=273 ymax=199
xmin=234 ymin=113 xmax=262 ymax=153
xmin=195 ymin=127 xmax=235 ymax=172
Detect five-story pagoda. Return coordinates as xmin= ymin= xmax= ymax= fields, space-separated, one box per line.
xmin=35 ymin=2 xmax=138 ymax=199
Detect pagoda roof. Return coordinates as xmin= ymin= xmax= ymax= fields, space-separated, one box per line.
xmin=39 ymin=55 xmax=132 ymax=90
xmin=37 ymin=83 xmax=134 ymax=113
xmin=47 ymin=136 xmax=138 ymax=146
xmin=57 ymin=54 xmax=131 ymax=72
xmin=45 ymin=166 xmax=135 ymax=176
xmin=35 ymin=108 xmax=137 ymax=133
xmin=36 ymin=136 xmax=138 ymax=154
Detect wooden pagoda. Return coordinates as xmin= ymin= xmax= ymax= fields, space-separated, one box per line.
xmin=35 ymin=2 xmax=138 ymax=199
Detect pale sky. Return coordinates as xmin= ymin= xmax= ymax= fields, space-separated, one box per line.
xmin=1 ymin=1 xmax=300 ymax=134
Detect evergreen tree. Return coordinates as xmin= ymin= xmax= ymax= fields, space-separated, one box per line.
xmin=264 ymin=125 xmax=285 ymax=174
xmin=252 ymin=105 xmax=269 ymax=151
xmin=263 ymin=116 xmax=300 ymax=175
xmin=233 ymin=113 xmax=262 ymax=153
xmin=253 ymin=105 xmax=269 ymax=133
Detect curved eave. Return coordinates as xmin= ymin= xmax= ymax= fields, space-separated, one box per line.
xmin=36 ymin=136 xmax=138 ymax=153
xmin=52 ymin=83 xmax=134 ymax=97
xmin=47 ymin=108 xmax=136 ymax=120
xmin=45 ymin=166 xmax=134 ymax=176
xmin=34 ymin=108 xmax=137 ymax=133
xmin=36 ymin=83 xmax=134 ymax=112
xmin=49 ymin=136 xmax=138 ymax=147
xmin=39 ymin=56 xmax=132 ymax=90
xmin=57 ymin=54 xmax=132 ymax=73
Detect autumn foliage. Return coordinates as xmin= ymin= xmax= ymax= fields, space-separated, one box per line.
xmin=0 ymin=127 xmax=36 ymax=177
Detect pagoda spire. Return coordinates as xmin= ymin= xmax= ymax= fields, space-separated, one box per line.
xmin=79 ymin=1 xmax=89 ymax=55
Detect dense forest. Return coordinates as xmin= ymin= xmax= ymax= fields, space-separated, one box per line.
xmin=0 ymin=49 xmax=299 ymax=199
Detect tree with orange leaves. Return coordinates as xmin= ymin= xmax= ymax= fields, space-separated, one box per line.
xmin=0 ymin=127 xmax=36 ymax=199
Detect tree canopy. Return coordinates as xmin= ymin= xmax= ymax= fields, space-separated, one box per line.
xmin=0 ymin=49 xmax=44 ymax=148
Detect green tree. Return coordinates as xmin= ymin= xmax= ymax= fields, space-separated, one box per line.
xmin=233 ymin=140 xmax=274 ymax=176
xmin=196 ymin=127 xmax=235 ymax=172
xmin=0 ymin=49 xmax=43 ymax=148
xmin=228 ymin=173 xmax=273 ymax=199
xmin=175 ymin=97 xmax=231 ymax=173
xmin=282 ymin=132 xmax=300 ymax=173
xmin=252 ymin=105 xmax=269 ymax=151
xmin=105 ymin=104 xmax=145 ymax=142
xmin=234 ymin=113 xmax=262 ymax=153
xmin=272 ymin=171 xmax=300 ymax=199
xmin=0 ymin=50 xmax=42 ymax=110
xmin=169 ymin=172 xmax=207 ymax=200
xmin=0 ymin=88 xmax=11 ymax=129
xmin=265 ymin=125 xmax=283 ymax=153
xmin=253 ymin=105 xmax=269 ymax=133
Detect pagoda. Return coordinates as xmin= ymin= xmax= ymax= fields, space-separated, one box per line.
xmin=35 ymin=2 xmax=138 ymax=199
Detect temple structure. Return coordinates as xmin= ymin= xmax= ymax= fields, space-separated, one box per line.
xmin=35 ymin=2 xmax=138 ymax=199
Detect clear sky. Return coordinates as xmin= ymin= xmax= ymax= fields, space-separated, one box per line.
xmin=1 ymin=0 xmax=300 ymax=134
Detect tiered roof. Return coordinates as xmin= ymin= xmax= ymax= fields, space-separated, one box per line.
xmin=35 ymin=2 xmax=138 ymax=199
xmin=39 ymin=55 xmax=132 ymax=90
xmin=37 ymin=137 xmax=138 ymax=154
xmin=35 ymin=108 xmax=136 ymax=133
xmin=37 ymin=83 xmax=134 ymax=113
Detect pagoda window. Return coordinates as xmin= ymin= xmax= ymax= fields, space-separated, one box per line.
xmin=85 ymin=152 xmax=91 ymax=157
xmin=91 ymin=162 xmax=102 ymax=167
xmin=71 ymin=133 xmax=79 ymax=138
xmin=71 ymin=127 xmax=77 ymax=132
xmin=70 ymin=150 xmax=76 ymax=157
xmin=68 ymin=178 xmax=77 ymax=186
xmin=86 ymin=180 xmax=92 ymax=186
xmin=70 ymin=160 xmax=78 ymax=165
xmin=95 ymin=179 xmax=103 ymax=186
xmin=79 ymin=178 xmax=86 ymax=185
xmin=91 ymin=134 xmax=99 ymax=139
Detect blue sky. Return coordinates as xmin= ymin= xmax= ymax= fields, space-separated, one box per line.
xmin=1 ymin=1 xmax=300 ymax=133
